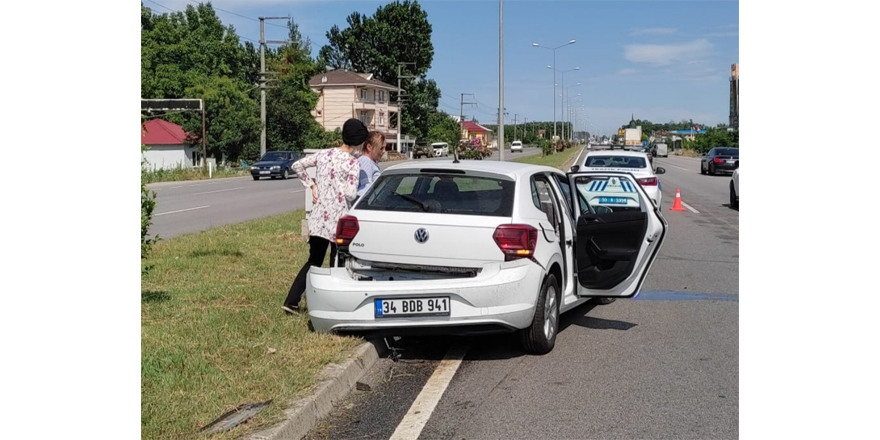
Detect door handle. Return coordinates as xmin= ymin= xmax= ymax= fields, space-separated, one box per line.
xmin=565 ymin=239 xmax=573 ymax=246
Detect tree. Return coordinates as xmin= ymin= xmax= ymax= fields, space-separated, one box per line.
xmin=183 ymin=76 xmax=260 ymax=161
xmin=426 ymin=111 xmax=461 ymax=147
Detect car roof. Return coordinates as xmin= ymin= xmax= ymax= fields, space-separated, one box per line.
xmin=584 ymin=150 xmax=649 ymax=158
xmin=382 ymin=159 xmax=559 ymax=180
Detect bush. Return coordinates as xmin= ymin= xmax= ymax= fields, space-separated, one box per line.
xmin=141 ymin=144 xmax=159 ymax=274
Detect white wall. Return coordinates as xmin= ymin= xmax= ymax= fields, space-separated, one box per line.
xmin=142 ymin=144 xmax=199 ymax=171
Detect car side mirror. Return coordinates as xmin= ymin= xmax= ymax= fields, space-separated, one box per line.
xmin=655 ymin=167 xmax=666 ymax=174
xmin=570 ymin=165 xmax=580 ymax=173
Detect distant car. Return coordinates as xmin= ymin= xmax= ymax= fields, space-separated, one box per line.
xmin=510 ymin=140 xmax=523 ymax=152
xmin=250 ymin=151 xmax=298 ymax=180
xmin=573 ymin=150 xmax=666 ymax=207
xmin=412 ymin=144 xmax=431 ymax=159
xmin=730 ymin=161 xmax=739 ymax=209
xmin=306 ymin=161 xmax=667 ymax=354
xmin=701 ymin=147 xmax=739 ymax=175
xmin=432 ymin=142 xmax=450 ymax=157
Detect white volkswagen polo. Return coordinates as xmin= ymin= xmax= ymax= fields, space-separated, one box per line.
xmin=306 ymin=161 xmax=667 ymax=354
xmin=574 ymin=150 xmax=666 ymax=208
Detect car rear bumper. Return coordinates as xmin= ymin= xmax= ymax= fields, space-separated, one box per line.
xmin=306 ymin=259 xmax=543 ymax=334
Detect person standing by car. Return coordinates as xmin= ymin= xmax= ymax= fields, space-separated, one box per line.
xmin=357 ymin=131 xmax=386 ymax=198
xmin=282 ymin=118 xmax=366 ymax=314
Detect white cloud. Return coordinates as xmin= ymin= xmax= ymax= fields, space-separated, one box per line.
xmin=631 ymin=28 xmax=677 ymax=36
xmin=624 ymin=39 xmax=714 ymax=66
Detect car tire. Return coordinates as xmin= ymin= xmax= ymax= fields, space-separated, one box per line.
xmin=252 ymin=176 xmax=260 ymax=181
xmin=730 ymin=181 xmax=738 ymax=209
xmin=700 ymin=163 xmax=706 ymax=175
xmin=281 ymin=169 xmax=288 ymax=180
xmin=709 ymin=163 xmax=716 ymax=175
xmin=520 ymin=273 xmax=560 ymax=355
xmin=593 ymin=297 xmax=616 ymax=305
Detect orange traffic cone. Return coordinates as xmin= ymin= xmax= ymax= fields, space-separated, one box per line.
xmin=670 ymin=189 xmax=687 ymax=212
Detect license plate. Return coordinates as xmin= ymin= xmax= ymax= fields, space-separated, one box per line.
xmin=599 ymin=197 xmax=627 ymax=204
xmin=727 ymin=160 xmax=735 ymax=164
xmin=260 ymin=171 xmax=270 ymax=174
xmin=375 ymin=297 xmax=450 ymax=318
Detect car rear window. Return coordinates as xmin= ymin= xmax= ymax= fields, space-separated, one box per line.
xmin=584 ymin=156 xmax=647 ymax=168
xmin=358 ymin=173 xmax=515 ymax=216
xmin=716 ymin=148 xmax=739 ymax=156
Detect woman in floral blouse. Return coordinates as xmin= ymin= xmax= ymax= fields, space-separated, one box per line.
xmin=283 ymin=119 xmax=366 ymax=314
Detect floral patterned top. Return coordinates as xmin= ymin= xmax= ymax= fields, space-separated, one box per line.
xmin=293 ymin=148 xmax=360 ymax=241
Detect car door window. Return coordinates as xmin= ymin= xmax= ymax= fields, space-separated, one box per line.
xmin=531 ymin=176 xmax=558 ymax=228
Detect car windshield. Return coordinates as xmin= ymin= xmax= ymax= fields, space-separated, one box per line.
xmin=358 ymin=173 xmax=515 ymax=216
xmin=261 ymin=152 xmax=288 ymax=161
xmin=715 ymin=149 xmax=739 ymax=156
xmin=584 ymin=156 xmax=647 ymax=168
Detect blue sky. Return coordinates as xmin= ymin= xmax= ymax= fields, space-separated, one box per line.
xmin=143 ymin=0 xmax=739 ymax=137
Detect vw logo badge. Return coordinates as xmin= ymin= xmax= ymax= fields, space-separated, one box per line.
xmin=414 ymin=228 xmax=429 ymax=244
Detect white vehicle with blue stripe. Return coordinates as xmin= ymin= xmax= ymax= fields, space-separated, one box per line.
xmin=572 ymin=150 xmax=666 ymax=207
xmin=578 ymin=176 xmax=643 ymax=211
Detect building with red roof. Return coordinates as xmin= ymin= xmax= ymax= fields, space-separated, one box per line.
xmin=141 ymin=119 xmax=200 ymax=171
xmin=460 ymin=120 xmax=494 ymax=147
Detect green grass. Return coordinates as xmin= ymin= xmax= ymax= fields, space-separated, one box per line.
xmin=141 ymin=211 xmax=362 ymax=440
xmin=512 ymin=146 xmax=583 ymax=168
xmin=143 ymin=166 xmax=249 ymax=184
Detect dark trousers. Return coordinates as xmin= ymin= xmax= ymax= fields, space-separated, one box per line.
xmin=284 ymin=236 xmax=339 ymax=307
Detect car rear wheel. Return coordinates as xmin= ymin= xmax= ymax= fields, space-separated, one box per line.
xmin=700 ymin=163 xmax=706 ymax=175
xmin=730 ymin=181 xmax=738 ymax=209
xmin=252 ymin=176 xmax=260 ymax=181
xmin=520 ymin=273 xmax=559 ymax=355
xmin=709 ymin=163 xmax=716 ymax=175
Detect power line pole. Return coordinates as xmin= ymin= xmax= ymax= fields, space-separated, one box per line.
xmin=458 ymin=93 xmax=476 ymax=163
xmin=259 ymin=16 xmax=290 ymax=157
xmin=513 ymin=113 xmax=517 ymax=140
xmin=523 ymin=117 xmax=528 ymax=140
xmin=498 ymin=0 xmax=504 ymax=161
xmin=396 ymin=62 xmax=416 ymax=155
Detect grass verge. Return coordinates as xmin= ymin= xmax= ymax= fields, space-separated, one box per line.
xmin=141 ymin=210 xmax=362 ymax=440
xmin=512 ymin=145 xmax=582 ymax=168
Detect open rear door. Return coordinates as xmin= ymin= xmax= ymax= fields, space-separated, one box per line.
xmin=567 ymin=172 xmax=667 ymax=298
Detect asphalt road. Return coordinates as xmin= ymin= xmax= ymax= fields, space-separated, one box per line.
xmin=146 ymin=146 xmax=543 ymax=239
xmin=302 ymin=148 xmax=739 ymax=440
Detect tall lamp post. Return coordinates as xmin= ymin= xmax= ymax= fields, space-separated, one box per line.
xmin=549 ymin=65 xmax=578 ymax=141
xmin=562 ymin=84 xmax=580 ymax=140
xmin=533 ymin=39 xmax=576 ymax=139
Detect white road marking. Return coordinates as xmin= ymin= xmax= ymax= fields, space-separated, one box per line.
xmin=389 ymin=344 xmax=470 ymax=440
xmin=154 ymin=205 xmax=210 ymax=216
xmin=681 ymin=201 xmax=700 ymax=214
xmin=192 ymin=187 xmax=245 ymax=196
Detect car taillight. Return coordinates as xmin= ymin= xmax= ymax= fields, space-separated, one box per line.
xmin=637 ymin=177 xmax=657 ymax=186
xmin=713 ymin=157 xmax=724 ymax=164
xmin=335 ymin=215 xmax=359 ymax=246
xmin=493 ymin=224 xmax=538 ymax=261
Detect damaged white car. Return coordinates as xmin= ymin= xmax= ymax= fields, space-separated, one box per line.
xmin=305 ymin=161 xmax=667 ymax=354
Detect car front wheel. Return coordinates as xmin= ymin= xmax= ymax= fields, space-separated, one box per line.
xmin=520 ymin=273 xmax=560 ymax=355
xmin=252 ymin=176 xmax=260 ymax=181
xmin=281 ymin=169 xmax=288 ymax=179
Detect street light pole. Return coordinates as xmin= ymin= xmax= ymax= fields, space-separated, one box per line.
xmin=533 ymin=39 xmax=575 ymax=139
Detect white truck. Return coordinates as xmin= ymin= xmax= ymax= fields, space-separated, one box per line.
xmin=624 ymin=127 xmax=642 ymax=147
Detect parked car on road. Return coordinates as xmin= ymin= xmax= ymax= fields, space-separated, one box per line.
xmin=412 ymin=143 xmax=431 ymax=159
xmin=652 ymin=143 xmax=668 ymax=158
xmin=432 ymin=142 xmax=450 ymax=157
xmin=701 ymin=147 xmax=739 ymax=175
xmin=250 ymin=151 xmax=298 ymax=180
xmin=510 ymin=140 xmax=523 ymax=152
xmin=306 ymin=161 xmax=667 ymax=354
xmin=730 ymin=161 xmax=739 ymax=209
xmin=572 ymin=150 xmax=666 ymax=207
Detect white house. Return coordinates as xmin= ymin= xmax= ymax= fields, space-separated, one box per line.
xmin=309 ymin=69 xmax=414 ymax=151
xmin=141 ymin=119 xmax=198 ymax=170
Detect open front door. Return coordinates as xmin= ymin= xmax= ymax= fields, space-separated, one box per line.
xmin=567 ymin=172 xmax=667 ymax=298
